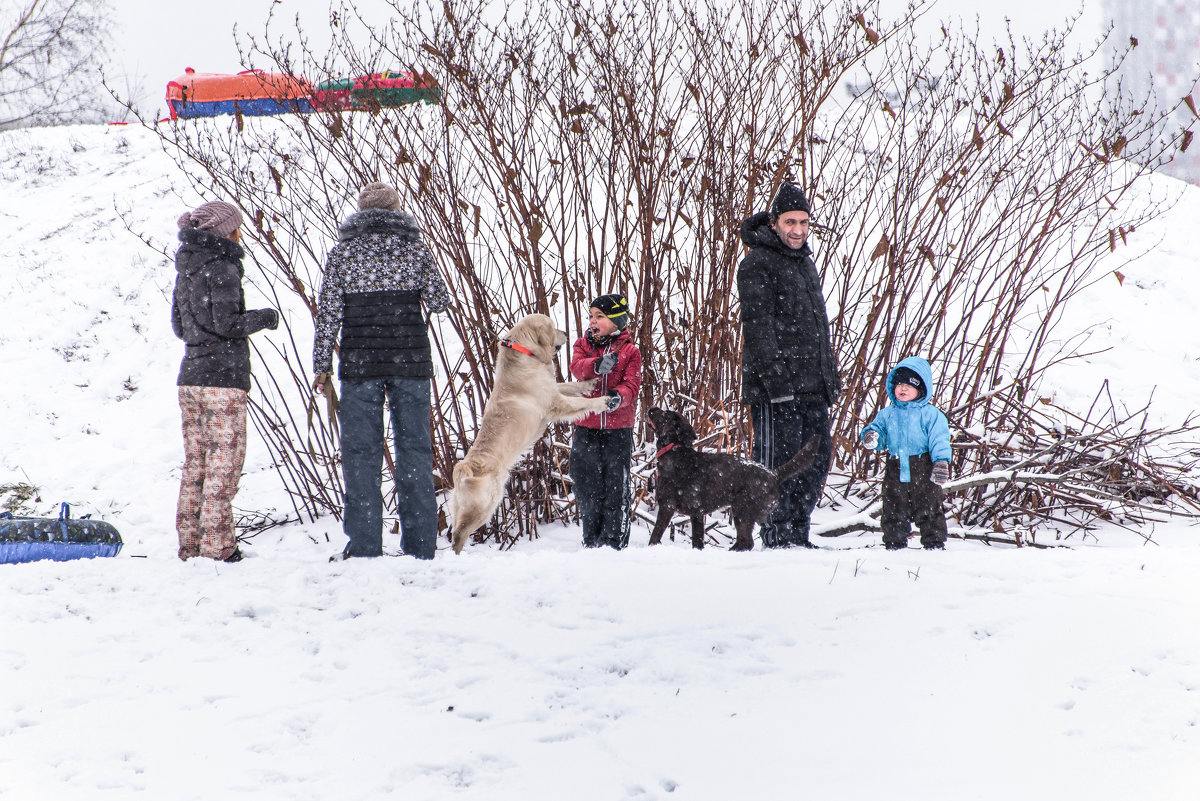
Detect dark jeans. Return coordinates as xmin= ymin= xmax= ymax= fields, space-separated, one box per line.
xmin=750 ymin=399 xmax=832 ymax=547
xmin=570 ymin=426 xmax=633 ymax=549
xmin=881 ymin=453 xmax=948 ymax=549
xmin=339 ymin=377 xmax=437 ymax=559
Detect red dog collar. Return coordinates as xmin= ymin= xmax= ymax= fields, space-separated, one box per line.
xmin=655 ymin=443 xmax=678 ymax=459
xmin=498 ymin=338 xmax=535 ymax=357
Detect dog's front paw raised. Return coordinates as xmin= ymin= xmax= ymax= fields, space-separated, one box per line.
xmin=605 ymin=391 xmax=622 ymax=411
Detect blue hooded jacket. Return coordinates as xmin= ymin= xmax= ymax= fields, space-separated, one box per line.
xmin=861 ymin=356 xmax=952 ymax=483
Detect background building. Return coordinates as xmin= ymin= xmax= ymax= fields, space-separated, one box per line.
xmin=1106 ymin=0 xmax=1200 ymax=183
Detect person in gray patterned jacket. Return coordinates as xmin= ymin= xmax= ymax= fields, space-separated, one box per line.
xmin=313 ymin=182 xmax=451 ymax=560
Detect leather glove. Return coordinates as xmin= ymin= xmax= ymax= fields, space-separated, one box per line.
xmin=596 ymin=352 xmax=618 ymax=375
xmin=932 ymin=461 xmax=950 ymax=485
xmin=312 ymin=373 xmax=339 ymax=432
xmin=862 ymin=430 xmax=879 ymax=449
xmin=605 ymin=390 xmax=622 ymax=411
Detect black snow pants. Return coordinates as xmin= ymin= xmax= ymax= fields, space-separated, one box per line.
xmin=750 ymin=399 xmax=833 ymax=547
xmin=881 ymin=453 xmax=948 ymax=549
xmin=570 ymin=426 xmax=633 ymax=549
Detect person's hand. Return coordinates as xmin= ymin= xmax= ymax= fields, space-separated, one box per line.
xmin=932 ymin=461 xmax=950 ymax=485
xmin=862 ymin=430 xmax=879 ymax=449
xmin=605 ymin=390 xmax=622 ymax=411
xmin=313 ymin=373 xmax=332 ymax=394
xmin=596 ymin=352 xmax=618 ymax=375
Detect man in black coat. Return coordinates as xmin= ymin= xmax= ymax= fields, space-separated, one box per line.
xmin=736 ymin=183 xmax=840 ymax=548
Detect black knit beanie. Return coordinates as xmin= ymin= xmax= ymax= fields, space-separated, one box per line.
xmin=770 ymin=183 xmax=811 ymax=218
xmin=589 ymin=293 xmax=629 ymax=329
xmin=892 ymin=366 xmax=926 ymax=400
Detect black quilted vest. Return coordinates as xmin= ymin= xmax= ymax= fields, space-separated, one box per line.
xmin=337 ymin=289 xmax=432 ymax=380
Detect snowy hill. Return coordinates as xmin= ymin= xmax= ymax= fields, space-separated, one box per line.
xmin=1 ymin=124 xmax=1198 ymax=800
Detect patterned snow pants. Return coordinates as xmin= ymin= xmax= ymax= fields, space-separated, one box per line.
xmin=176 ymin=386 xmax=248 ymax=561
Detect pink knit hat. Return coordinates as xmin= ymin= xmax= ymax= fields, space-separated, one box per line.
xmin=357 ymin=182 xmax=400 ymax=211
xmin=177 ymin=201 xmax=243 ymax=237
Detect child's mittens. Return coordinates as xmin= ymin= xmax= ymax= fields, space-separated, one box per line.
xmin=596 ymin=352 xmax=619 ymax=375
xmin=932 ymin=461 xmax=950 ymax=485
xmin=604 ymin=390 xmax=622 ymax=411
xmin=862 ymin=430 xmax=879 ymax=449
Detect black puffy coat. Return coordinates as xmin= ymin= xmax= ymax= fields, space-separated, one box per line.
xmin=736 ymin=212 xmax=840 ymax=406
xmin=171 ymin=227 xmax=277 ymax=390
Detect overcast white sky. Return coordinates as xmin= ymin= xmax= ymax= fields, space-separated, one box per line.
xmin=110 ymin=0 xmax=1106 ymax=118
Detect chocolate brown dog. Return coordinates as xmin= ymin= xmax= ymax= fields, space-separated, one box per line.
xmin=647 ymin=407 xmax=818 ymax=550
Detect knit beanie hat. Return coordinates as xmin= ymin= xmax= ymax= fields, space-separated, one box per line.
xmin=177 ymin=201 xmax=243 ymax=237
xmin=770 ymin=183 xmax=811 ymax=218
xmin=589 ymin=293 xmax=629 ymax=329
xmin=358 ymin=181 xmax=401 ymax=211
xmin=892 ymin=366 xmax=926 ymax=400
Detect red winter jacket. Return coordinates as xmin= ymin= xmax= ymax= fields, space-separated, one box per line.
xmin=569 ymin=329 xmax=643 ymax=429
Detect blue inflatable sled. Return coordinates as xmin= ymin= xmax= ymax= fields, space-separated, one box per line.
xmin=0 ymin=503 xmax=123 ymax=564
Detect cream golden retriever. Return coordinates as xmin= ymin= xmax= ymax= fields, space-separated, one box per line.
xmin=449 ymin=313 xmax=617 ymax=553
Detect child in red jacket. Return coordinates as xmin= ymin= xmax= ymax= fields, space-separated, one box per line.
xmin=569 ymin=293 xmax=644 ymax=549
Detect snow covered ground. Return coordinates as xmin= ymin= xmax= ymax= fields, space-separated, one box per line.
xmin=2 ymin=124 xmax=1198 ymax=800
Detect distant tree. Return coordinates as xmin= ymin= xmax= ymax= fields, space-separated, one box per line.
xmin=0 ymin=0 xmax=113 ymax=130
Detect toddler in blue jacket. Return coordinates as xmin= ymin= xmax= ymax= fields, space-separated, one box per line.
xmin=860 ymin=356 xmax=952 ymax=549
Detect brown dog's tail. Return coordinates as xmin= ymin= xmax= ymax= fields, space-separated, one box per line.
xmin=776 ymin=436 xmax=820 ymax=482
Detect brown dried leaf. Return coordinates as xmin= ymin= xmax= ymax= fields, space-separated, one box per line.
xmin=1185 ymin=94 xmax=1198 ymax=118
xmin=1114 ymin=270 xmax=1125 ymax=285
xmin=870 ymin=233 xmax=890 ymax=262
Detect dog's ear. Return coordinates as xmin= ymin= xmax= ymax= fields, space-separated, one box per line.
xmin=670 ymin=411 xmax=697 ymax=447
xmin=531 ymin=317 xmax=562 ymax=361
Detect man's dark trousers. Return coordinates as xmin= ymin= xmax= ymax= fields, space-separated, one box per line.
xmin=751 ymin=399 xmax=832 ymax=547
xmin=339 ymin=377 xmax=437 ymax=559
